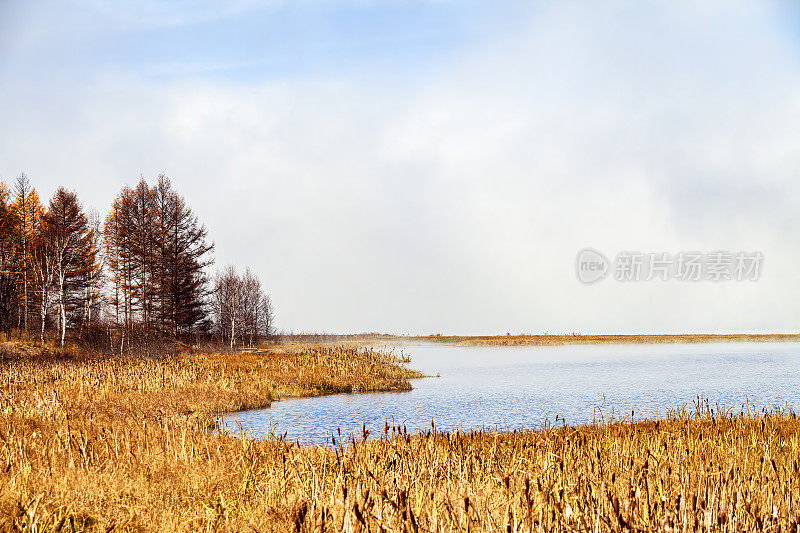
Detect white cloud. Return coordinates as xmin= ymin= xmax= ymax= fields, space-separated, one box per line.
xmin=1 ymin=1 xmax=799 ymax=333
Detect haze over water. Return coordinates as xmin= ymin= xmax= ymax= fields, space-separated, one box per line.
xmin=223 ymin=342 xmax=800 ymax=445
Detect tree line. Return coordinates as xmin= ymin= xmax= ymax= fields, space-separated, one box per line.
xmin=0 ymin=173 xmax=274 ymax=352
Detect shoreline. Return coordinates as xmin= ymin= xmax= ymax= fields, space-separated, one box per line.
xmin=389 ymin=333 xmax=800 ymax=346
xmin=276 ymin=332 xmax=800 ymax=348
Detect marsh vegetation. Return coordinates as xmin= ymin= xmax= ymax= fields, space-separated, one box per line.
xmin=2 ymin=341 xmax=800 ymax=531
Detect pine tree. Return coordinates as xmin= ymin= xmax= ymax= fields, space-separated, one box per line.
xmin=154 ymin=175 xmax=213 ymax=338
xmin=104 ymin=176 xmax=214 ymax=349
xmin=130 ymin=179 xmax=156 ymax=327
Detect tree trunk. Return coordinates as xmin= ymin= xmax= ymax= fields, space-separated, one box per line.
xmin=58 ymin=275 xmax=65 ymax=346
xmin=23 ymin=270 xmax=28 ymax=332
xmin=230 ymin=312 xmax=235 ymax=349
xmin=39 ymin=272 xmax=49 ymax=345
xmin=40 ymin=290 xmax=46 ymax=344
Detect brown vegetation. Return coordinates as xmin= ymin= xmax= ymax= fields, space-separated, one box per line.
xmin=0 ymin=342 xmax=420 ymax=420
xmin=0 ymin=341 xmax=798 ymax=531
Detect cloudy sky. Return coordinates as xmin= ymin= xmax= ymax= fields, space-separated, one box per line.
xmin=1 ymin=0 xmax=799 ymax=334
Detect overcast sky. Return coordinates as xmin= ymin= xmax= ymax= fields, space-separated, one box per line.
xmin=1 ymin=1 xmax=799 ymax=334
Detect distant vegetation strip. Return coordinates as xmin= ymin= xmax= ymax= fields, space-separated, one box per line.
xmin=276 ymin=332 xmax=800 ymax=346
xmin=420 ymin=333 xmax=800 ymax=346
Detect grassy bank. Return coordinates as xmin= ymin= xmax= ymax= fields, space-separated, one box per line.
xmin=2 ymin=342 xmax=800 ymax=531
xmin=0 ymin=342 xmax=422 ymax=422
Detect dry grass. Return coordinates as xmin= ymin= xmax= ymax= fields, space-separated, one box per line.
xmin=0 ymin=342 xmax=420 ymax=422
xmin=1 ymin=342 xmax=800 ymax=531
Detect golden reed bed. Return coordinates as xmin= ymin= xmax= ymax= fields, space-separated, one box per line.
xmin=1 ymin=342 xmax=799 ymax=531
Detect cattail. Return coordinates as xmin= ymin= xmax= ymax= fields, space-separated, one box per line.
xmin=353 ymin=502 xmax=365 ymax=526
xmin=293 ymin=502 xmax=308 ymax=532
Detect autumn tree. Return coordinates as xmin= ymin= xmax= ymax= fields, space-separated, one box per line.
xmin=2 ymin=172 xmax=250 ymax=350
xmin=10 ymin=174 xmax=44 ymax=333
xmin=46 ymin=187 xmax=98 ymax=346
xmin=103 ymin=176 xmax=214 ymax=350
xmin=30 ymin=215 xmax=56 ymax=343
xmin=0 ymin=182 xmax=15 ymax=335
xmin=103 ymin=188 xmax=134 ymax=350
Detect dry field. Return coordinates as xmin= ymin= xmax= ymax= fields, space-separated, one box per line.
xmin=1 ymin=342 xmax=799 ymax=531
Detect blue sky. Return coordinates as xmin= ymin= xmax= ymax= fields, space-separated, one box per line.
xmin=1 ymin=1 xmax=519 ymax=82
xmin=1 ymin=1 xmax=800 ymax=334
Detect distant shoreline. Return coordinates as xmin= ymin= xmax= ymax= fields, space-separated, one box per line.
xmin=418 ymin=333 xmax=800 ymax=346
xmin=276 ymin=333 xmax=800 ymax=346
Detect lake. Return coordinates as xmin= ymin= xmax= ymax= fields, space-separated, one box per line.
xmin=221 ymin=342 xmax=800 ymax=444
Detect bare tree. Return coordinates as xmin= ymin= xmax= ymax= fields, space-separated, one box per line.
xmin=212 ymin=266 xmax=274 ymax=349
xmin=212 ymin=266 xmax=243 ymax=349
xmin=241 ymin=267 xmax=261 ymax=347
xmin=259 ymin=293 xmax=275 ymax=343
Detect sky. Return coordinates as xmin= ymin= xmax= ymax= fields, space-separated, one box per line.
xmin=1 ymin=0 xmax=799 ymax=335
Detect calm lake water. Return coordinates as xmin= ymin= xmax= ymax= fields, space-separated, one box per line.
xmin=221 ymin=342 xmax=800 ymax=445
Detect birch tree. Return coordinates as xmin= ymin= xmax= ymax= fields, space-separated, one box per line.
xmin=212 ymin=266 xmax=243 ymax=349
xmin=213 ymin=266 xmax=274 ymax=348
xmin=46 ymin=188 xmax=95 ymax=346
xmin=30 ymin=220 xmax=56 ymax=343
